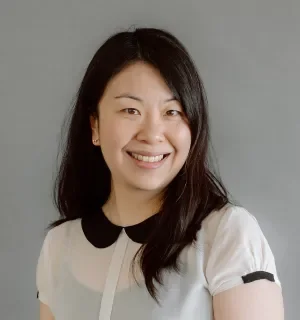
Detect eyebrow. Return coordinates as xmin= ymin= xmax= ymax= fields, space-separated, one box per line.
xmin=114 ymin=94 xmax=177 ymax=103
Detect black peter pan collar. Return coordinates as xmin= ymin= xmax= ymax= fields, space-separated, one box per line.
xmin=81 ymin=209 xmax=160 ymax=248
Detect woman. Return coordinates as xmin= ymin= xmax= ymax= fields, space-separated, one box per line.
xmin=36 ymin=27 xmax=284 ymax=320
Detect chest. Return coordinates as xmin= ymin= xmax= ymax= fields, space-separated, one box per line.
xmin=52 ymin=230 xmax=213 ymax=320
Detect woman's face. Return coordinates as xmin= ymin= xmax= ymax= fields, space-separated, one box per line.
xmin=90 ymin=61 xmax=191 ymax=193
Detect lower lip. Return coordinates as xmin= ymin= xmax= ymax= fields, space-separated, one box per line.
xmin=127 ymin=152 xmax=169 ymax=169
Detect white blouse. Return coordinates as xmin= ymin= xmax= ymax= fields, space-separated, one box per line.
xmin=36 ymin=204 xmax=281 ymax=320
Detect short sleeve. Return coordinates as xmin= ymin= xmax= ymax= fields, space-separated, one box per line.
xmin=204 ymin=206 xmax=281 ymax=296
xmin=36 ymin=229 xmax=53 ymax=307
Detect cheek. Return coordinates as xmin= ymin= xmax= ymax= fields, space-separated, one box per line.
xmin=171 ymin=124 xmax=192 ymax=156
xmin=99 ymin=117 xmax=134 ymax=152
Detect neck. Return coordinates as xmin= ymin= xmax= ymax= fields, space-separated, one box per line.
xmin=102 ymin=180 xmax=163 ymax=227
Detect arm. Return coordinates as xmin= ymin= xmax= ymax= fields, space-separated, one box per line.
xmin=204 ymin=206 xmax=284 ymax=319
xmin=36 ymin=229 xmax=57 ymax=320
xmin=40 ymin=302 xmax=55 ymax=320
xmin=213 ymin=280 xmax=284 ymax=320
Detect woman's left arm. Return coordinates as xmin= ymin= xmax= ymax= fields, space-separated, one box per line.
xmin=213 ymin=280 xmax=284 ymax=320
xmin=204 ymin=206 xmax=285 ymax=320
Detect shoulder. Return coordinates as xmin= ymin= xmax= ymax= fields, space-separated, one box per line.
xmin=37 ymin=219 xmax=81 ymax=281
xmin=36 ymin=219 xmax=81 ymax=306
xmin=200 ymin=203 xmax=261 ymax=246
xmin=47 ymin=218 xmax=81 ymax=238
xmin=198 ymin=204 xmax=281 ymax=296
xmin=42 ymin=219 xmax=81 ymax=255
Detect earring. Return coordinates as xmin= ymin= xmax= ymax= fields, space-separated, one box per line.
xmin=93 ymin=139 xmax=99 ymax=144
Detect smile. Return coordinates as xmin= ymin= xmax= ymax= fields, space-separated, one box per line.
xmin=127 ymin=151 xmax=170 ymax=168
xmin=129 ymin=152 xmax=166 ymax=163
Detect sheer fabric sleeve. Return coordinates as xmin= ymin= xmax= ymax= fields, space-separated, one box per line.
xmin=36 ymin=229 xmax=54 ymax=307
xmin=205 ymin=206 xmax=281 ymax=296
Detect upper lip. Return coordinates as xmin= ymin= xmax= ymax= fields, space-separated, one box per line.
xmin=127 ymin=150 xmax=171 ymax=157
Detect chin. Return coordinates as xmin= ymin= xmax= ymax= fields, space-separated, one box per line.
xmin=128 ymin=178 xmax=168 ymax=193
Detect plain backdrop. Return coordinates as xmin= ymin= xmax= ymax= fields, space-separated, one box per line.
xmin=0 ymin=0 xmax=299 ymax=319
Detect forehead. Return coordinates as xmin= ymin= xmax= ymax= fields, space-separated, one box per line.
xmin=103 ymin=61 xmax=174 ymax=101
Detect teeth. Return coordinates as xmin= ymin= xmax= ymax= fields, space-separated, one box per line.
xmin=131 ymin=153 xmax=165 ymax=162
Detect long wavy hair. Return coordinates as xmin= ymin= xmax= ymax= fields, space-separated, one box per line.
xmin=49 ymin=27 xmax=233 ymax=302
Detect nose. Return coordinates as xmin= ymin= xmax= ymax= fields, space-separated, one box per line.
xmin=136 ymin=115 xmax=165 ymax=144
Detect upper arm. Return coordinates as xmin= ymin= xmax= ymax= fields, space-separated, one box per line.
xmin=213 ymin=280 xmax=284 ymax=320
xmin=36 ymin=226 xmax=64 ymax=319
xmin=36 ymin=223 xmax=70 ymax=319
xmin=40 ymin=302 xmax=55 ymax=320
xmin=203 ymin=205 xmax=284 ymax=319
xmin=36 ymin=230 xmax=53 ymax=309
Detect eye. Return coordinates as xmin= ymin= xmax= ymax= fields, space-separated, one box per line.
xmin=165 ymin=110 xmax=182 ymax=117
xmin=123 ymin=108 xmax=140 ymax=115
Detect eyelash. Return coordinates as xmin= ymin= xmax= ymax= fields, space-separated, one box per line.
xmin=122 ymin=108 xmax=182 ymax=117
xmin=165 ymin=110 xmax=182 ymax=117
xmin=123 ymin=108 xmax=140 ymax=115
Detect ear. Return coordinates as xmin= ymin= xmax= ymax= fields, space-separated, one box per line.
xmin=90 ymin=114 xmax=100 ymax=146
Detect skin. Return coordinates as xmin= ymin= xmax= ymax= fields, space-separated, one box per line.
xmin=40 ymin=62 xmax=285 ymax=320
xmin=40 ymin=61 xmax=192 ymax=320
xmin=213 ymin=280 xmax=284 ymax=320
xmin=90 ymin=61 xmax=191 ymax=226
xmin=40 ymin=302 xmax=54 ymax=320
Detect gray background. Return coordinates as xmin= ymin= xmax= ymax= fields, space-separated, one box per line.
xmin=0 ymin=0 xmax=299 ymax=319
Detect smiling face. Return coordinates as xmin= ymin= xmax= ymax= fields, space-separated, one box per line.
xmin=90 ymin=61 xmax=192 ymax=194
